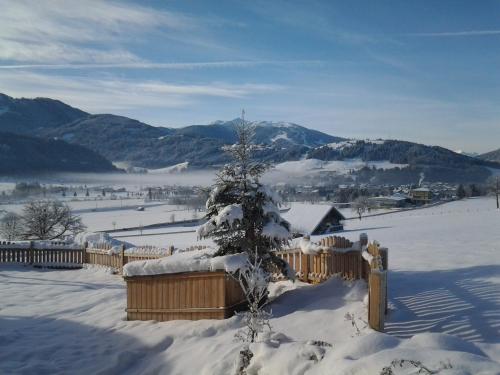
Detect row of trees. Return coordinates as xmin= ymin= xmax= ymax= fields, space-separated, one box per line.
xmin=456 ymin=181 xmax=495 ymax=200
xmin=0 ymin=200 xmax=85 ymax=241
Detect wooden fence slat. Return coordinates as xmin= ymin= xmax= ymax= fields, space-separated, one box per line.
xmin=369 ymin=271 xmax=386 ymax=332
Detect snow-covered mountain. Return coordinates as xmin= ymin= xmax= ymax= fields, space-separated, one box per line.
xmin=177 ymin=119 xmax=344 ymax=147
xmin=1 ymin=92 xmax=499 ymax=182
xmin=480 ymin=148 xmax=500 ymax=162
xmin=42 ymin=116 xmax=345 ymax=169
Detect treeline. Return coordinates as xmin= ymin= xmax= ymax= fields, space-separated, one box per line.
xmin=354 ymin=165 xmax=492 ymax=184
xmin=308 ymin=140 xmax=500 ymax=169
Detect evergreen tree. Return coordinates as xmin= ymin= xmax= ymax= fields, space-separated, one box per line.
xmin=456 ymin=184 xmax=467 ymax=199
xmin=468 ymin=184 xmax=480 ymax=197
xmin=198 ymin=121 xmax=292 ymax=277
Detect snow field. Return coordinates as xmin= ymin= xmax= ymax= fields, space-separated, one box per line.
xmin=0 ymin=267 xmax=498 ymax=374
xmin=314 ymin=197 xmax=500 ymax=348
xmin=271 ymin=158 xmax=408 ymax=176
xmin=0 ymin=197 xmax=499 ymax=374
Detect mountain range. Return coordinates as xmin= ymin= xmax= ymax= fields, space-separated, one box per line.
xmin=0 ymin=92 xmax=498 ymax=182
xmin=480 ymin=148 xmax=500 ymax=163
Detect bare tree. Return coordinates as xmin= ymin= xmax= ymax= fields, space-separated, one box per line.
xmin=352 ymin=196 xmax=371 ymax=220
xmin=486 ymin=176 xmax=499 ymax=209
xmin=380 ymin=359 xmax=452 ymax=375
xmin=0 ymin=212 xmax=23 ymax=240
xmin=22 ymin=200 xmax=86 ymax=240
xmin=496 ymin=176 xmax=499 ymax=210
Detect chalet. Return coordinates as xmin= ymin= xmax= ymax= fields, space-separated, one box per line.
xmin=410 ymin=187 xmax=432 ymax=204
xmin=281 ymin=203 xmax=345 ymax=236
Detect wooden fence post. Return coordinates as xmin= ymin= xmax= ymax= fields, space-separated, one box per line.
xmin=379 ymin=247 xmax=389 ymax=314
xmin=368 ymin=270 xmax=386 ymax=332
xmin=360 ymin=233 xmax=368 ymax=247
xmin=83 ymin=241 xmax=88 ymax=265
xmin=29 ymin=241 xmax=34 ymax=265
xmin=120 ymin=244 xmax=126 ymax=274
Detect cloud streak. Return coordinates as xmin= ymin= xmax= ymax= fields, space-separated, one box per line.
xmin=407 ymin=29 xmax=500 ymax=37
xmin=0 ymin=60 xmax=324 ymax=70
xmin=0 ymin=71 xmax=284 ymax=113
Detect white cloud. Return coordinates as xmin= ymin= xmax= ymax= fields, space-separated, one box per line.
xmin=0 ymin=0 xmax=201 ymax=63
xmin=0 ymin=71 xmax=284 ymax=112
xmin=0 ymin=40 xmax=142 ymax=64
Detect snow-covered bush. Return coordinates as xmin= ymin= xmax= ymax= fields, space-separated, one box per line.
xmin=197 ymin=121 xmax=292 ymax=277
xmin=233 ymin=253 xmax=273 ymax=375
xmin=234 ymin=255 xmax=272 ymax=344
xmin=380 ymin=359 xmax=452 ymax=375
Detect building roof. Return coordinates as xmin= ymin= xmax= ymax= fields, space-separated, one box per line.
xmin=369 ymin=195 xmax=408 ymax=202
xmin=281 ymin=202 xmax=345 ymax=234
xmin=412 ymin=188 xmax=430 ymax=192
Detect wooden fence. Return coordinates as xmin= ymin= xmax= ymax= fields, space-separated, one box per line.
xmin=83 ymin=243 xmax=172 ymax=273
xmin=276 ymin=234 xmax=388 ymax=332
xmin=0 ymin=241 xmax=84 ymax=268
xmin=0 ymin=241 xmax=182 ymax=273
xmin=1 ymin=236 xmax=387 ymax=330
xmin=124 ymin=271 xmax=246 ymax=321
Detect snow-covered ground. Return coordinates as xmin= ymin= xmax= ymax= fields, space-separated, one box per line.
xmin=78 ymin=204 xmax=203 ymax=232
xmin=112 ymin=225 xmax=213 ymax=249
xmin=271 ymin=158 xmax=408 ymax=176
xmin=1 ymin=200 xmax=203 ymax=232
xmin=0 ymin=197 xmax=499 ymax=374
xmin=323 ymin=197 xmax=500 ymax=349
xmin=1 ymin=198 xmax=153 ymax=215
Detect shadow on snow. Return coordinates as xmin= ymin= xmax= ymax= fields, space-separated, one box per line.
xmin=385 ymin=265 xmax=500 ymax=344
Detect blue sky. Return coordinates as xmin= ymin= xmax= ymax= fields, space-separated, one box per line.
xmin=0 ymin=0 xmax=499 ymax=152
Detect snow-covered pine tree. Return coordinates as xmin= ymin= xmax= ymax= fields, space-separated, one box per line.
xmin=197 ymin=120 xmax=292 ymax=277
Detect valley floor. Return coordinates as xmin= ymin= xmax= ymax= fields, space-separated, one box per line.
xmin=0 ymin=197 xmax=499 ymax=374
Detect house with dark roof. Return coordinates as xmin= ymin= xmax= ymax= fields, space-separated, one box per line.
xmin=281 ymin=203 xmax=345 ymax=236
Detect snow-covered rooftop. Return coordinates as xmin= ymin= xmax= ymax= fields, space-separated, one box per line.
xmin=281 ymin=203 xmax=343 ymax=234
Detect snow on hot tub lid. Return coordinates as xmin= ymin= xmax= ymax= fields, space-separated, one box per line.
xmin=122 ymin=247 xmax=248 ymax=277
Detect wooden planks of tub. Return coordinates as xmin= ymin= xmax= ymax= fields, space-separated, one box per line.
xmin=124 ymin=271 xmax=246 ymax=321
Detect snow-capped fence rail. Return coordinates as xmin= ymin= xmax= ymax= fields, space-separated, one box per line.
xmin=276 ymin=234 xmax=388 ymax=332
xmin=84 ymin=242 xmax=177 ymax=274
xmin=124 ymin=271 xmax=246 ymax=321
xmin=0 ymin=241 xmax=184 ymax=273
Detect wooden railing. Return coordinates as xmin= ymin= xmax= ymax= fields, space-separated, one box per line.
xmin=276 ymin=234 xmax=388 ymax=332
